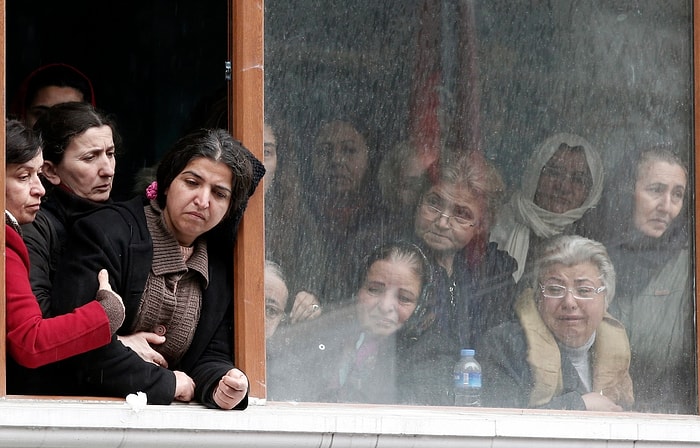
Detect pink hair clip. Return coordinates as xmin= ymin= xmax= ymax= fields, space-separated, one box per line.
xmin=146 ymin=181 xmax=158 ymax=200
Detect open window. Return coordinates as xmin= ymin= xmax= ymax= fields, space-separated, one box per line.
xmin=2 ymin=0 xmax=265 ymax=398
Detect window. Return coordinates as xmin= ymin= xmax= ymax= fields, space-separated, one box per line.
xmin=263 ymin=0 xmax=698 ymax=414
xmin=2 ymin=0 xmax=266 ymax=400
xmin=1 ymin=0 xmax=698 ymax=417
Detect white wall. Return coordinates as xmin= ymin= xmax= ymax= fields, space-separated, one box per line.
xmin=0 ymin=399 xmax=698 ymax=447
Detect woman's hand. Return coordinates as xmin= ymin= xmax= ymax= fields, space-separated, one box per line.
xmin=117 ymin=332 xmax=168 ymax=368
xmin=97 ymin=269 xmax=118 ymax=294
xmin=174 ymin=370 xmax=195 ymax=402
xmin=213 ymin=368 xmax=248 ymax=409
xmin=289 ymin=291 xmax=322 ymax=324
xmin=582 ymin=391 xmax=623 ymax=411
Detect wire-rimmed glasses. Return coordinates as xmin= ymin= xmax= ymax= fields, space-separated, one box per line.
xmin=265 ymin=301 xmax=287 ymax=323
xmin=419 ymin=195 xmax=476 ymax=228
xmin=539 ymin=283 xmax=606 ymax=300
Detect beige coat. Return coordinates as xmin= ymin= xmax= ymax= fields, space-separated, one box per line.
xmin=516 ymin=288 xmax=634 ymax=408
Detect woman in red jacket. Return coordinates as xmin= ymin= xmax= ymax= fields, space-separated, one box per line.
xmin=5 ymin=118 xmax=124 ymax=394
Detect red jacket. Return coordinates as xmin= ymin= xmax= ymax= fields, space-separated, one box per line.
xmin=5 ymin=224 xmax=112 ymax=368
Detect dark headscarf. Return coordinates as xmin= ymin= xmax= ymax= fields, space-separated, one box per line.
xmin=10 ymin=63 xmax=96 ymax=121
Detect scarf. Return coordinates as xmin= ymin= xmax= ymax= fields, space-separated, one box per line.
xmin=491 ymin=133 xmax=604 ymax=281
xmin=5 ymin=210 xmax=21 ymax=235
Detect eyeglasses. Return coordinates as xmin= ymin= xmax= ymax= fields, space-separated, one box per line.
xmin=265 ymin=303 xmax=287 ymax=322
xmin=419 ymin=196 xmax=475 ymax=228
xmin=539 ymin=283 xmax=606 ymax=300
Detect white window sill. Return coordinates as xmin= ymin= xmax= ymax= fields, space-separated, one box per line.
xmin=0 ymin=397 xmax=698 ymax=447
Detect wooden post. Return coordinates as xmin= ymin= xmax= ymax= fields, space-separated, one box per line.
xmin=228 ymin=0 xmax=266 ymax=400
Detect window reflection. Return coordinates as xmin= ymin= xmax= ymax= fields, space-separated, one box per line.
xmin=265 ymin=0 xmax=696 ymax=414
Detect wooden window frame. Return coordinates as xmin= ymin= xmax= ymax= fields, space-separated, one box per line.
xmin=0 ymin=0 xmax=697 ymax=410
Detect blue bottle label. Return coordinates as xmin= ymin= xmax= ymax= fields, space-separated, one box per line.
xmin=454 ymin=372 xmax=481 ymax=388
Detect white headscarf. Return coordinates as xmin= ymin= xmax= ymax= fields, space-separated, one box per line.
xmin=490 ymin=133 xmax=605 ymax=282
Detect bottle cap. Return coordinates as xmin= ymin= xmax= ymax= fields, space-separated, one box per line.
xmin=461 ymin=348 xmax=475 ymax=357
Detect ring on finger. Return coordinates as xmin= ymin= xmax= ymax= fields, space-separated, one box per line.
xmin=312 ymin=304 xmax=320 ymax=311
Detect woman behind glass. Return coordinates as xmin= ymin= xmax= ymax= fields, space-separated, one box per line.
xmin=376 ymin=138 xmax=432 ymax=230
xmin=264 ymin=259 xmax=290 ymax=340
xmin=23 ymin=101 xmax=119 ymax=316
xmin=478 ymin=235 xmax=633 ymax=411
xmin=586 ymin=147 xmax=695 ymax=414
xmin=267 ymin=241 xmax=453 ymax=405
xmin=298 ymin=117 xmax=391 ymax=310
xmin=490 ymin=133 xmax=604 ymax=286
xmin=263 ymin=118 xmax=322 ymax=323
xmin=412 ymin=150 xmax=517 ymax=352
xmin=49 ymin=128 xmax=264 ymax=409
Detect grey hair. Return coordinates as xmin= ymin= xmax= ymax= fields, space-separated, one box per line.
xmin=430 ymin=151 xmax=506 ymax=230
xmin=264 ymin=259 xmax=287 ymax=285
xmin=532 ymin=235 xmax=616 ymax=305
xmin=634 ymin=146 xmax=688 ymax=190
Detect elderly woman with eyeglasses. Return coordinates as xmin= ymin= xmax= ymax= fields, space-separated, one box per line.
xmin=411 ymin=151 xmax=517 ymax=353
xmin=477 ymin=234 xmax=633 ymax=411
xmin=264 ymin=260 xmax=290 ymax=340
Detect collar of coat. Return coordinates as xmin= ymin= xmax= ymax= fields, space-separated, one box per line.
xmin=515 ymin=288 xmax=634 ymax=408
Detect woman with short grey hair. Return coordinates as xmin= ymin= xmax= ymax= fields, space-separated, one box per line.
xmin=478 ymin=234 xmax=633 ymax=411
xmin=532 ymin=234 xmax=616 ymax=306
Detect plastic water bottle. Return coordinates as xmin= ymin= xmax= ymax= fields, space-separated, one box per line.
xmin=453 ymin=348 xmax=481 ymax=406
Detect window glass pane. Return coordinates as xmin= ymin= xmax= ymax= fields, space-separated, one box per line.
xmin=264 ymin=0 xmax=696 ymax=414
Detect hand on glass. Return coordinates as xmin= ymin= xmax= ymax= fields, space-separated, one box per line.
xmin=582 ymin=390 xmax=623 ymax=412
xmin=174 ymin=370 xmax=195 ymax=402
xmin=289 ymin=290 xmax=322 ymax=324
xmin=213 ymin=368 xmax=248 ymax=410
xmin=117 ymin=332 xmax=168 ymax=368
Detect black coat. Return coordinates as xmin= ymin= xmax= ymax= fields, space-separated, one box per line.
xmin=267 ymin=305 xmax=455 ymax=405
xmin=50 ymin=196 xmax=247 ymax=408
xmin=477 ymin=321 xmax=588 ymax=410
xmin=425 ymin=241 xmax=518 ymax=351
xmin=22 ymin=186 xmax=109 ymax=316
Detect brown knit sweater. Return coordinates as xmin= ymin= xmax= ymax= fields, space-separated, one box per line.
xmin=129 ymin=203 xmax=210 ymax=365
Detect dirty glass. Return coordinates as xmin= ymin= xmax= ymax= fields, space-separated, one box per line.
xmin=264 ymin=0 xmax=697 ymax=414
